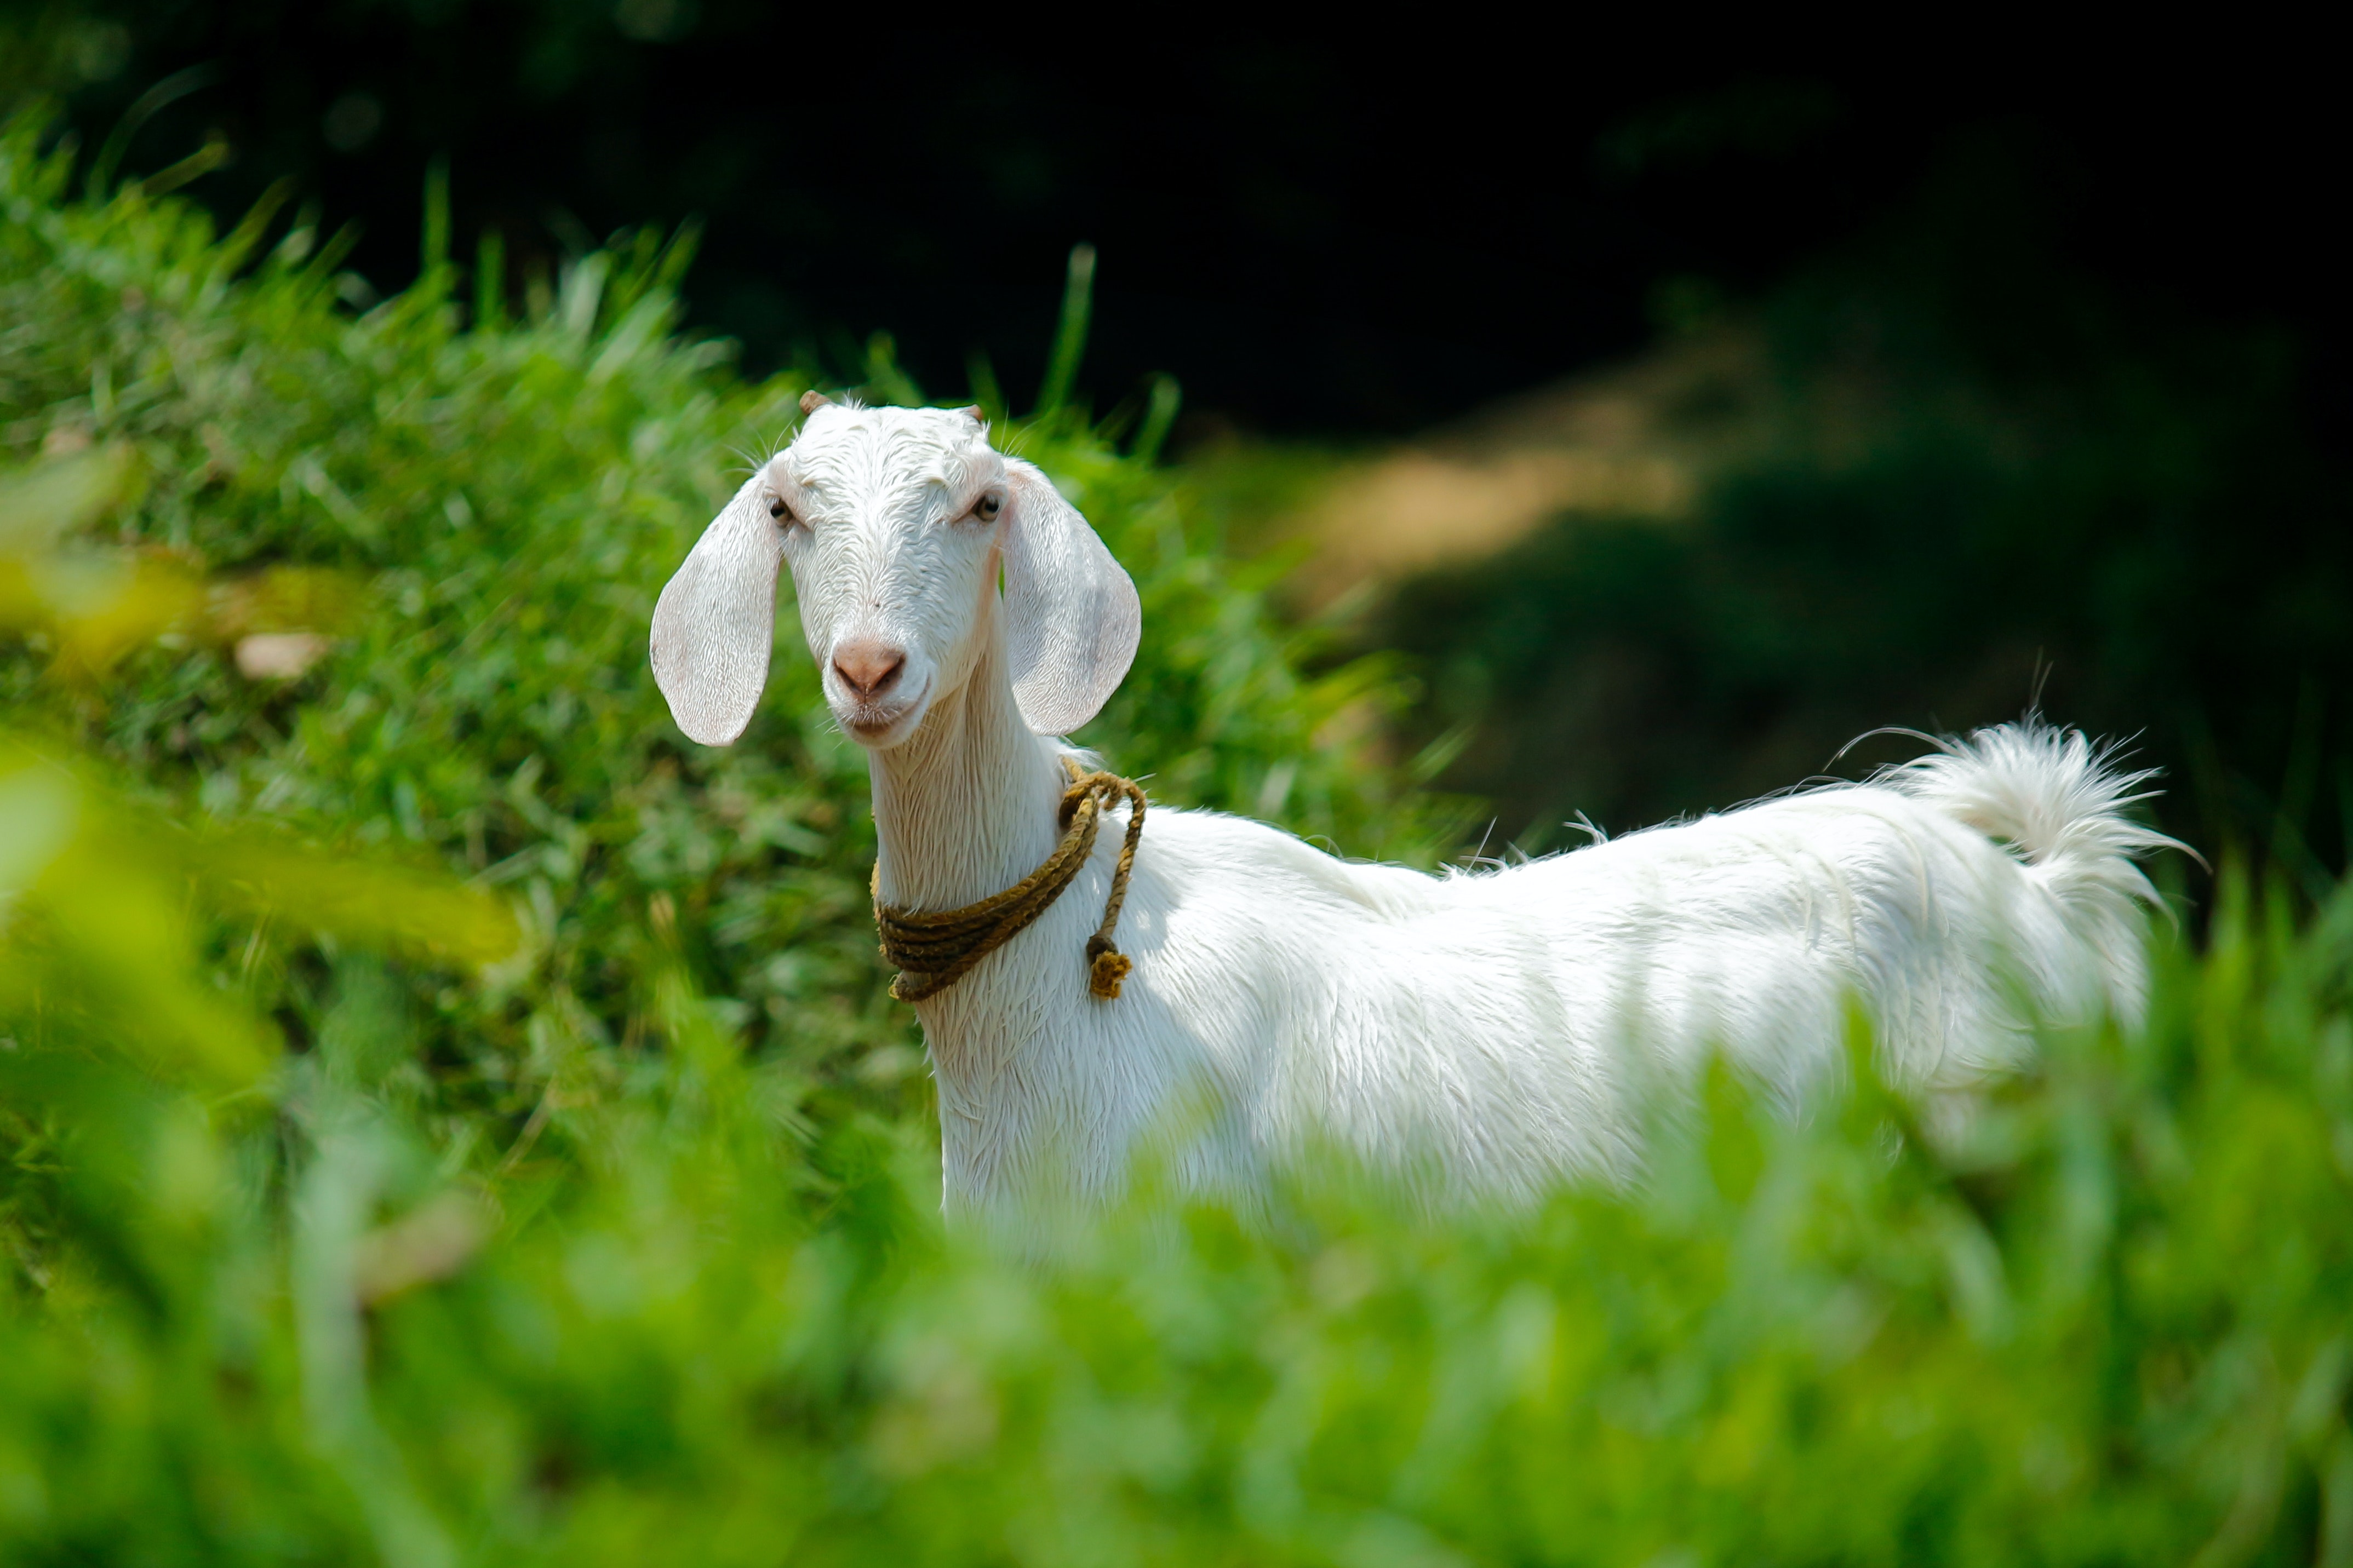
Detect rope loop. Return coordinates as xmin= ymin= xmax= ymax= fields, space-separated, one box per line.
xmin=873 ymin=756 xmax=1147 ymax=1003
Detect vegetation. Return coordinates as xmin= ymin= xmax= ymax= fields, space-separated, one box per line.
xmin=6 ymin=116 xmax=2353 ymax=1565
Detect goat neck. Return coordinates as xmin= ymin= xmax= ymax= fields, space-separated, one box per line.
xmin=867 ymin=619 xmax=1066 ymax=914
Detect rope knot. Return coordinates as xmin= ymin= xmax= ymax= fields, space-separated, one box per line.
xmin=873 ymin=756 xmax=1147 ymax=1004
xmin=1084 ymin=934 xmax=1132 ymax=999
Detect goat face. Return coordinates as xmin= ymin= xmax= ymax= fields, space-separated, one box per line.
xmin=650 ymin=404 xmax=1141 ymax=749
xmin=775 ymin=405 xmax=1004 ymax=749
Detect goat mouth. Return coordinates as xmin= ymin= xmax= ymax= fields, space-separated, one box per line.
xmin=837 ymin=685 xmax=928 ymax=745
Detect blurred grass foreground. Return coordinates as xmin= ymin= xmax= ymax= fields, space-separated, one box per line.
xmin=6 ymin=113 xmax=2353 ymax=1566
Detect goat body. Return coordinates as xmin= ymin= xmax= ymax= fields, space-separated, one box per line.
xmin=650 ymin=404 xmax=2169 ymax=1219
xmin=888 ymin=656 xmax=2162 ymax=1215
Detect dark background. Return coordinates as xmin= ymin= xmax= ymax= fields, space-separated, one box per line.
xmin=8 ymin=6 xmax=2351 ymax=884
xmin=11 ymin=8 xmax=2343 ymax=441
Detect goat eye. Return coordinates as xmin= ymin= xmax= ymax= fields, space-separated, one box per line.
xmin=972 ymin=493 xmax=1003 ymax=523
xmin=768 ymin=498 xmax=792 ymax=523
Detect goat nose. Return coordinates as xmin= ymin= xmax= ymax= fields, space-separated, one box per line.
xmin=832 ymin=640 xmax=906 ymax=698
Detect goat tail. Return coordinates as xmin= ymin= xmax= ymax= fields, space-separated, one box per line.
xmin=1877 ymin=720 xmax=2185 ymax=920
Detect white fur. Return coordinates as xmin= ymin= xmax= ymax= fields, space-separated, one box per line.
xmin=651 ymin=406 xmax=2176 ymax=1221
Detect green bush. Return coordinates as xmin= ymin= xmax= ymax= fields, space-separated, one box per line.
xmin=0 ymin=110 xmax=1449 ymax=1138
xmin=7 ymin=115 xmax=2353 ymax=1565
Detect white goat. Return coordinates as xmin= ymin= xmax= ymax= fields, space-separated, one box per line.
xmin=651 ymin=402 xmax=2173 ymax=1217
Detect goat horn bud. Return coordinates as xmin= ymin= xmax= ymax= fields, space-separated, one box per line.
xmin=799 ymin=389 xmax=834 ymax=414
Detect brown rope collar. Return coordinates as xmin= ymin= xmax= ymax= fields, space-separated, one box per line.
xmin=873 ymin=756 xmax=1148 ymax=1003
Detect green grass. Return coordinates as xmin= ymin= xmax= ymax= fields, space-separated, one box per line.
xmin=6 ymin=113 xmax=2353 ymax=1565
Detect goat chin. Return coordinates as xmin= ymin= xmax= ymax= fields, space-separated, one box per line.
xmin=869 ymin=645 xmax=2172 ymax=1225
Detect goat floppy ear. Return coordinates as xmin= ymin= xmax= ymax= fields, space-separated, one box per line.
xmin=649 ymin=472 xmax=781 ymax=745
xmin=1000 ymin=458 xmax=1141 ymax=736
